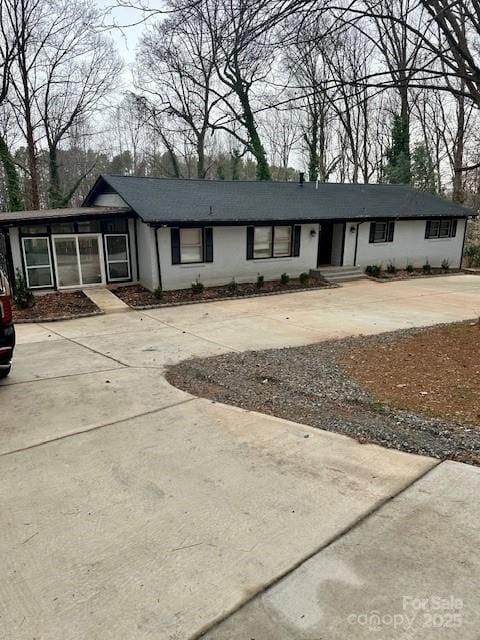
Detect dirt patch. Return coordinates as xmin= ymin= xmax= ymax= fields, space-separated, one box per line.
xmin=166 ymin=323 xmax=480 ymax=466
xmin=13 ymin=291 xmax=100 ymax=321
xmin=112 ymin=277 xmax=329 ymax=308
xmin=340 ymin=321 xmax=480 ymax=426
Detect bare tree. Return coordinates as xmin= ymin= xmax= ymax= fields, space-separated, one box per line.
xmin=283 ymin=16 xmax=339 ymax=182
xmin=193 ymin=0 xmax=315 ymax=180
xmin=0 ymin=0 xmax=24 ymax=211
xmin=262 ymin=105 xmax=301 ymax=179
xmin=137 ymin=5 xmax=221 ymax=179
xmin=36 ymin=2 xmax=121 ymax=207
xmin=6 ymin=0 xmax=120 ymax=209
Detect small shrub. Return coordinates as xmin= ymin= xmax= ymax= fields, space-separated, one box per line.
xmin=441 ymin=258 xmax=450 ymax=272
xmin=365 ymin=265 xmax=373 ymax=275
xmin=153 ymin=286 xmax=163 ymax=300
xmin=464 ymin=243 xmax=480 ymax=267
xmin=299 ymin=272 xmax=309 ymax=285
xmin=422 ymin=260 xmax=432 ymax=274
xmin=386 ymin=262 xmax=396 ymax=274
xmin=227 ymin=278 xmax=238 ymax=293
xmin=256 ymin=274 xmax=264 ymax=288
xmin=13 ymin=270 xmax=34 ymax=308
xmin=406 ymin=264 xmax=414 ymax=273
xmin=368 ymin=264 xmax=381 ymax=278
xmin=191 ymin=279 xmax=204 ymax=294
xmin=280 ymin=272 xmax=290 ymax=285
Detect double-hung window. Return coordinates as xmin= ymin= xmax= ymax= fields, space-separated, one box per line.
xmin=369 ymin=221 xmax=395 ymax=244
xmin=253 ymin=226 xmax=292 ymax=258
xmin=21 ymin=237 xmax=53 ymax=288
xmin=425 ymin=219 xmax=457 ymax=239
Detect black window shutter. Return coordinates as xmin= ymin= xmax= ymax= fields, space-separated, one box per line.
xmin=369 ymin=222 xmax=376 ymax=243
xmin=204 ymin=227 xmax=213 ymax=262
xmin=293 ymin=225 xmax=301 ymax=256
xmin=387 ymin=221 xmax=395 ymax=242
xmin=425 ymin=221 xmax=431 ymax=239
xmin=450 ymin=219 xmax=457 ymax=237
xmin=171 ymin=228 xmax=180 ymax=264
xmin=246 ymin=226 xmax=254 ymax=260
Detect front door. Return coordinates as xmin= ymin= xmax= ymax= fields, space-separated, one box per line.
xmin=52 ymin=234 xmax=105 ymax=288
xmin=317 ymin=223 xmax=333 ymax=266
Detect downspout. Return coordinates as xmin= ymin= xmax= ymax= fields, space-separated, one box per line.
xmin=134 ymin=218 xmax=140 ymax=282
xmin=155 ymin=226 xmax=162 ymax=290
xmin=459 ymin=217 xmax=469 ymax=269
xmin=340 ymin=223 xmax=346 ymax=267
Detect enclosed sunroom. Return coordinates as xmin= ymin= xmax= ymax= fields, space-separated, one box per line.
xmin=0 ymin=206 xmax=137 ymax=291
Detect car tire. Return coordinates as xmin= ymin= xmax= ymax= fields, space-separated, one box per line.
xmin=0 ymin=366 xmax=11 ymax=379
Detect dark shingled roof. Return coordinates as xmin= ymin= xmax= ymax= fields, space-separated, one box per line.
xmin=84 ymin=175 xmax=473 ymax=224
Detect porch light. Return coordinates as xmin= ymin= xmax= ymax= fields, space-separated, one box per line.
xmin=310 ymin=229 xmax=317 ymax=237
xmin=350 ymin=225 xmax=356 ymax=233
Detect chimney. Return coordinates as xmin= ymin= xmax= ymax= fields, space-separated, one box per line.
xmin=299 ymin=172 xmax=305 ymax=186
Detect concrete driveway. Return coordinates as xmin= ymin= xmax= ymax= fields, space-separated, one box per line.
xmin=1 ymin=275 xmax=479 ymax=639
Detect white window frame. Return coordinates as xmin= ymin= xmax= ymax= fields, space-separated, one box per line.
xmin=21 ymin=236 xmax=54 ymax=289
xmin=52 ymin=233 xmax=106 ymax=289
xmin=105 ymin=233 xmax=131 ymax=281
xmin=180 ymin=228 xmax=203 ymax=264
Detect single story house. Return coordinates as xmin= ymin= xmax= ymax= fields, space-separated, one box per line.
xmin=0 ymin=174 xmax=474 ymax=292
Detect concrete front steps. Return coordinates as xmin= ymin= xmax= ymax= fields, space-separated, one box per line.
xmin=311 ymin=265 xmax=368 ymax=283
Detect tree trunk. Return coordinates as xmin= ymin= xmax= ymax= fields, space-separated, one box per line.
xmin=48 ymin=145 xmax=63 ymax=208
xmin=0 ymin=134 xmax=24 ymax=212
xmin=196 ymin=132 xmax=206 ymax=179
xmin=306 ymin=109 xmax=319 ymax=182
xmin=452 ymin=90 xmax=465 ymax=202
xmin=22 ymin=96 xmax=40 ymax=209
xmin=237 ymin=87 xmax=271 ymax=181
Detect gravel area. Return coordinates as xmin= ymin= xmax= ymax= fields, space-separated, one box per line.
xmin=166 ymin=325 xmax=480 ymax=466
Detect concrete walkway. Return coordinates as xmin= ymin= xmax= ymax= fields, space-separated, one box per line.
xmin=1 ymin=275 xmax=479 ymax=639
xmin=82 ymin=286 xmax=130 ymax=313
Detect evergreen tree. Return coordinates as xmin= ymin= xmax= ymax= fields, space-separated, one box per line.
xmin=384 ymin=115 xmax=411 ymax=184
xmin=411 ymin=143 xmax=436 ymax=193
xmin=0 ymin=137 xmax=24 ymax=212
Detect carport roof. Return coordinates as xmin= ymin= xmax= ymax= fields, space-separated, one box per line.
xmin=0 ymin=206 xmax=129 ymax=225
xmin=83 ymin=174 xmax=474 ymax=224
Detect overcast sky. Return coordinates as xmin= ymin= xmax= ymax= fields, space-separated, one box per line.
xmin=98 ymin=1 xmax=155 ymax=64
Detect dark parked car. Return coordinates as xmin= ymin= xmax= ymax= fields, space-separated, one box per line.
xmin=0 ymin=269 xmax=15 ymax=378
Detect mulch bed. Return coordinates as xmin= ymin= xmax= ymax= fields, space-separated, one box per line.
xmin=370 ymin=268 xmax=461 ymax=281
xmin=13 ymin=291 xmax=101 ymax=322
xmin=112 ymin=277 xmax=330 ymax=308
xmin=166 ymin=321 xmax=480 ymax=466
